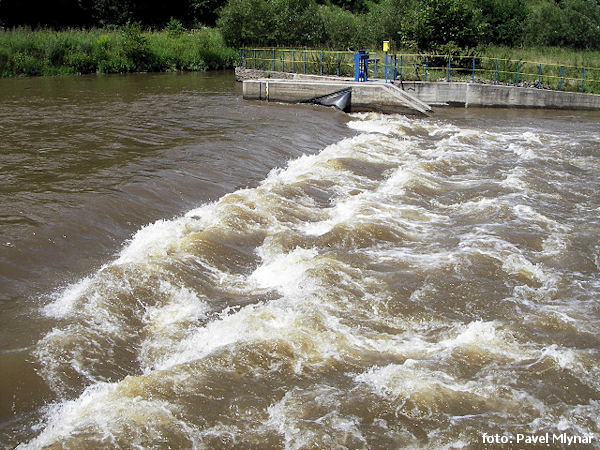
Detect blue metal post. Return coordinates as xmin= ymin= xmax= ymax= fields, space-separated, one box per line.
xmin=538 ymin=64 xmax=542 ymax=88
xmin=337 ymin=52 xmax=340 ymax=76
xmin=559 ymin=65 xmax=564 ymax=91
xmin=385 ymin=53 xmax=388 ymax=82
xmin=271 ymin=49 xmax=275 ymax=71
xmin=262 ymin=49 xmax=266 ymax=71
xmin=582 ymin=68 xmax=586 ymax=92
xmin=472 ymin=57 xmax=475 ymax=83
xmin=281 ymin=51 xmax=285 ymax=72
xmin=394 ymin=55 xmax=398 ymax=80
xmin=447 ymin=55 xmax=451 ymax=82
xmin=425 ymin=55 xmax=428 ymax=81
xmin=515 ymin=61 xmax=520 ymax=86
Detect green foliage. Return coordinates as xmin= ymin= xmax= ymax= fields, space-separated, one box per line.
xmin=217 ymin=0 xmax=273 ymax=47
xmin=364 ymin=0 xmax=411 ymax=47
xmin=319 ymin=4 xmax=367 ymax=49
xmin=165 ymin=18 xmax=186 ymax=36
xmin=400 ymin=0 xmax=485 ymax=51
xmin=0 ymin=27 xmax=236 ymax=77
xmin=218 ymin=0 xmax=324 ymax=47
xmin=474 ymin=0 xmax=529 ymax=46
xmin=120 ymin=21 xmax=155 ymax=71
xmin=526 ymin=0 xmax=600 ymax=49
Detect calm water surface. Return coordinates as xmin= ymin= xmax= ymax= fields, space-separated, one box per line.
xmin=1 ymin=72 xmax=599 ymax=448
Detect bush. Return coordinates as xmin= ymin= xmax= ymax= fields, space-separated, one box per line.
xmin=364 ymin=0 xmax=411 ymax=48
xmin=525 ymin=0 xmax=600 ymax=49
xmin=402 ymin=0 xmax=486 ymax=51
xmin=474 ymin=0 xmax=529 ymax=46
xmin=120 ymin=21 xmax=155 ymax=71
xmin=165 ymin=17 xmax=186 ymax=37
xmin=11 ymin=52 xmax=43 ymax=76
xmin=319 ymin=4 xmax=366 ymax=49
xmin=217 ymin=0 xmax=274 ymax=47
xmin=218 ymin=0 xmax=324 ymax=47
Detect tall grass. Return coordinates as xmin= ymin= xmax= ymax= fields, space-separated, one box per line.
xmin=0 ymin=26 xmax=238 ymax=77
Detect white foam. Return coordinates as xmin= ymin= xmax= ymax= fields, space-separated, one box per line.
xmin=21 ymin=382 xmax=199 ymax=449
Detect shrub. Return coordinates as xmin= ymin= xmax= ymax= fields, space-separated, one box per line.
xmin=218 ymin=0 xmax=324 ymax=47
xmin=400 ymin=0 xmax=486 ymax=51
xmin=474 ymin=0 xmax=529 ymax=46
xmin=10 ymin=52 xmax=43 ymax=76
xmin=120 ymin=21 xmax=154 ymax=71
xmin=165 ymin=17 xmax=186 ymax=36
xmin=319 ymin=4 xmax=367 ymax=49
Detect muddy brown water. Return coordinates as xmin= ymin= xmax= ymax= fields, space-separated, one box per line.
xmin=1 ymin=71 xmax=599 ymax=448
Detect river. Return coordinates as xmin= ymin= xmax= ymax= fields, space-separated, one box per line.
xmin=1 ymin=71 xmax=599 ymax=448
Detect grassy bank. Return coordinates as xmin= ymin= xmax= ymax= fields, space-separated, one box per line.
xmin=0 ymin=25 xmax=238 ymax=77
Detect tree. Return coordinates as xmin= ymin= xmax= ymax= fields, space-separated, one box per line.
xmin=400 ymin=0 xmax=485 ymax=51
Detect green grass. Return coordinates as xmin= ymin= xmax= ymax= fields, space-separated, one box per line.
xmin=0 ymin=27 xmax=238 ymax=78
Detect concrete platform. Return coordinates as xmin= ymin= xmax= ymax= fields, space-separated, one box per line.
xmin=240 ymin=69 xmax=600 ymax=113
xmin=243 ymin=78 xmax=433 ymax=115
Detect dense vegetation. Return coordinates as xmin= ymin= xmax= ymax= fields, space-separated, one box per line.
xmin=1 ymin=0 xmax=600 ymax=78
xmin=219 ymin=0 xmax=600 ymax=52
xmin=0 ymin=25 xmax=236 ymax=77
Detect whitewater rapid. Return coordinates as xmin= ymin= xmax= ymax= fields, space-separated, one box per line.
xmin=23 ymin=112 xmax=600 ymax=448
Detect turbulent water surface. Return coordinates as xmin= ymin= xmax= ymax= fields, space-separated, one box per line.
xmin=1 ymin=72 xmax=599 ymax=448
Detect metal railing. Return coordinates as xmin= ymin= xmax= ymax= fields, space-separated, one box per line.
xmin=239 ymin=48 xmax=600 ymax=94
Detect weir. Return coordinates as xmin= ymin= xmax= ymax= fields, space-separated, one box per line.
xmin=242 ymin=77 xmax=434 ymax=115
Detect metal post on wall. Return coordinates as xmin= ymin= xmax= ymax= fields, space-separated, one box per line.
xmin=446 ymin=55 xmax=452 ymax=82
xmin=581 ymin=68 xmax=586 ymax=92
xmin=400 ymin=55 xmax=404 ymax=81
xmin=425 ymin=55 xmax=428 ymax=81
xmin=319 ymin=51 xmax=323 ymax=75
xmin=374 ymin=54 xmax=378 ymax=78
xmin=515 ymin=61 xmax=521 ymax=86
xmin=262 ymin=49 xmax=266 ymax=71
xmin=337 ymin=52 xmax=341 ymax=76
xmin=472 ymin=57 xmax=475 ymax=83
xmin=303 ymin=52 xmax=307 ymax=74
xmin=292 ymin=51 xmax=295 ymax=73
xmin=494 ymin=59 xmax=498 ymax=85
xmin=538 ymin=64 xmax=542 ymax=88
xmin=271 ymin=49 xmax=275 ymax=71
xmin=559 ymin=66 xmax=564 ymax=91
xmin=252 ymin=49 xmax=256 ymax=69
xmin=281 ymin=51 xmax=285 ymax=72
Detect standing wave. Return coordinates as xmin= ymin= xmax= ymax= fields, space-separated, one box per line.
xmin=24 ymin=113 xmax=600 ymax=448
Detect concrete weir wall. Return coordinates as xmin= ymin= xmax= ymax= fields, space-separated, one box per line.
xmin=243 ymin=79 xmax=428 ymax=114
xmin=241 ymin=70 xmax=600 ymax=112
xmin=407 ymin=81 xmax=600 ymax=110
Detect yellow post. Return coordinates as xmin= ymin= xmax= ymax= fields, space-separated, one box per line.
xmin=383 ymin=41 xmax=390 ymax=81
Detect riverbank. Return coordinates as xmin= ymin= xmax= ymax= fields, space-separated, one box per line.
xmin=0 ymin=26 xmax=237 ymax=77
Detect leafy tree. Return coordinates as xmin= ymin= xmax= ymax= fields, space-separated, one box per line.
xmin=319 ymin=4 xmax=367 ymax=49
xmin=364 ymin=0 xmax=412 ymax=47
xmin=217 ymin=0 xmax=274 ymax=46
xmin=400 ymin=0 xmax=485 ymax=51
xmin=525 ymin=0 xmax=600 ymax=48
xmin=218 ymin=0 xmax=324 ymax=47
xmin=474 ymin=0 xmax=529 ymax=46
